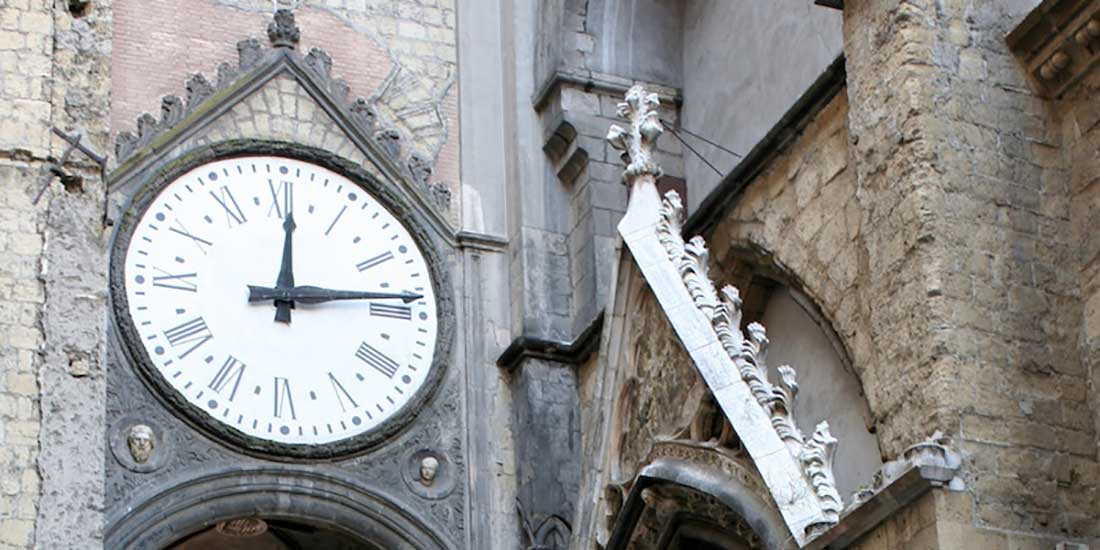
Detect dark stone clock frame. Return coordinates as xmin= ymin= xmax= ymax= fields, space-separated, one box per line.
xmin=102 ymin=15 xmax=466 ymax=548
xmin=108 ymin=140 xmax=455 ymax=459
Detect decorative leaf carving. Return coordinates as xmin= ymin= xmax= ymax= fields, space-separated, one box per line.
xmin=654 ymin=188 xmax=844 ymax=533
xmin=606 ymin=85 xmax=664 ymax=182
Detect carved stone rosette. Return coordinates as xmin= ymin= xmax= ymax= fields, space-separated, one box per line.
xmin=609 ymin=85 xmax=842 ymax=544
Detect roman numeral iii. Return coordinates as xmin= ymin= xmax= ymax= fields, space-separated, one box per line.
xmin=355 ymin=342 xmax=398 ymax=378
xmin=369 ymin=303 xmax=411 ymax=320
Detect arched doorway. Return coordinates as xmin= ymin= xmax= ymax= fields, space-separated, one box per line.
xmin=104 ymin=468 xmax=449 ymax=550
xmin=168 ymin=517 xmax=376 ymax=549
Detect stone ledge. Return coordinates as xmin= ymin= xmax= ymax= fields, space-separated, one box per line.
xmin=532 ymin=68 xmax=681 ymax=113
xmin=1007 ymin=0 xmax=1100 ymax=98
xmin=496 ymin=312 xmax=603 ymax=371
xmin=805 ymin=466 xmax=952 ymax=549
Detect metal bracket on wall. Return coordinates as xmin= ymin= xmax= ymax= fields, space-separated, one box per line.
xmin=33 ymin=128 xmax=108 ymax=205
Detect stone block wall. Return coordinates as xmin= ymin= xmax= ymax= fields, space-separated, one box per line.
xmin=1064 ymin=67 xmax=1100 ymax=465
xmin=843 ymin=0 xmax=1096 ymax=542
xmin=0 ymin=0 xmax=113 ymax=548
xmin=0 ymin=1 xmax=54 ymax=548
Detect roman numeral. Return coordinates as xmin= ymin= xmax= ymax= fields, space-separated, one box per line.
xmin=370 ymin=303 xmax=411 ymax=320
xmin=152 ymin=268 xmax=198 ymax=292
xmin=208 ymin=355 xmax=246 ymax=401
xmin=210 ymin=186 xmax=247 ymax=226
xmin=355 ymin=342 xmax=398 ymax=378
xmin=324 ymin=205 xmax=347 ymax=236
xmin=327 ymin=372 xmax=358 ymax=412
xmin=267 ymin=179 xmax=294 ymax=219
xmin=168 ymin=220 xmax=213 ymax=254
xmin=163 ymin=317 xmax=213 ymax=359
xmin=356 ymin=251 xmax=394 ymax=272
xmin=273 ymin=377 xmax=296 ymax=419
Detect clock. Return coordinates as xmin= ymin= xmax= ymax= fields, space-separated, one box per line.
xmin=111 ymin=153 xmax=444 ymax=453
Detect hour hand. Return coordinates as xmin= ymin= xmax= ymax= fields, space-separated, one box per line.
xmin=248 ymin=285 xmax=423 ymax=305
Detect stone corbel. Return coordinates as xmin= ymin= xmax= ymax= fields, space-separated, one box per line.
xmin=607 ymin=86 xmax=842 ymax=546
xmin=1007 ymin=0 xmax=1100 ymax=98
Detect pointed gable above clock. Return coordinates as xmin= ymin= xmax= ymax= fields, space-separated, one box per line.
xmin=107 ymin=10 xmax=455 ymax=244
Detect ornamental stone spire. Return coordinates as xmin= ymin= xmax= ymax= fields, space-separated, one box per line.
xmin=606 ymin=85 xmax=664 ymax=184
xmin=268 ymin=8 xmax=300 ymax=49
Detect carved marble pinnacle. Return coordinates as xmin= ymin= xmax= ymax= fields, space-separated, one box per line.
xmin=607 ymin=85 xmax=664 ymax=184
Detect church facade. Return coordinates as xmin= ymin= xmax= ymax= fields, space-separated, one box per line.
xmin=0 ymin=0 xmax=1099 ymax=549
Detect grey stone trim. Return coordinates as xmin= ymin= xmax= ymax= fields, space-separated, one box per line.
xmin=605 ymin=458 xmax=796 ymax=550
xmin=683 ymin=55 xmax=847 ymax=238
xmin=455 ymin=230 xmax=509 ymax=252
xmin=107 ymin=140 xmax=455 ymax=460
xmin=531 ymin=68 xmax=682 ymax=113
xmin=103 ymin=467 xmax=450 ymax=549
xmin=496 ymin=312 xmax=604 ymax=371
xmin=108 ymin=13 xmax=457 ymax=246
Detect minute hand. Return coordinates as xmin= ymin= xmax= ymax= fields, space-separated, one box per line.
xmin=248 ymin=285 xmax=423 ymax=305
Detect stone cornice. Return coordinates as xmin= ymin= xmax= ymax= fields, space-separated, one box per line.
xmin=1007 ymin=0 xmax=1100 ymax=98
xmin=496 ymin=313 xmax=604 ymax=371
xmin=531 ymin=68 xmax=681 ymax=113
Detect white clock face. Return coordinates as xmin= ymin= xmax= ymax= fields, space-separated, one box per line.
xmin=121 ymin=156 xmax=439 ymax=446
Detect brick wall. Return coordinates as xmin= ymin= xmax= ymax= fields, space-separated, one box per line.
xmin=111 ymin=0 xmax=459 ymax=204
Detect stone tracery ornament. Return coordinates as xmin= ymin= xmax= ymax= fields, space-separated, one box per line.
xmin=126 ymin=424 xmax=155 ymax=464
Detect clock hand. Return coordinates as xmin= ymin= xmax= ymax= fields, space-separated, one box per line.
xmin=248 ymin=285 xmax=423 ymax=305
xmin=272 ymin=212 xmax=296 ymax=323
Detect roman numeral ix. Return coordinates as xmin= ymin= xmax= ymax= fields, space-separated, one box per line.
xmin=152 ymin=268 xmax=198 ymax=292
